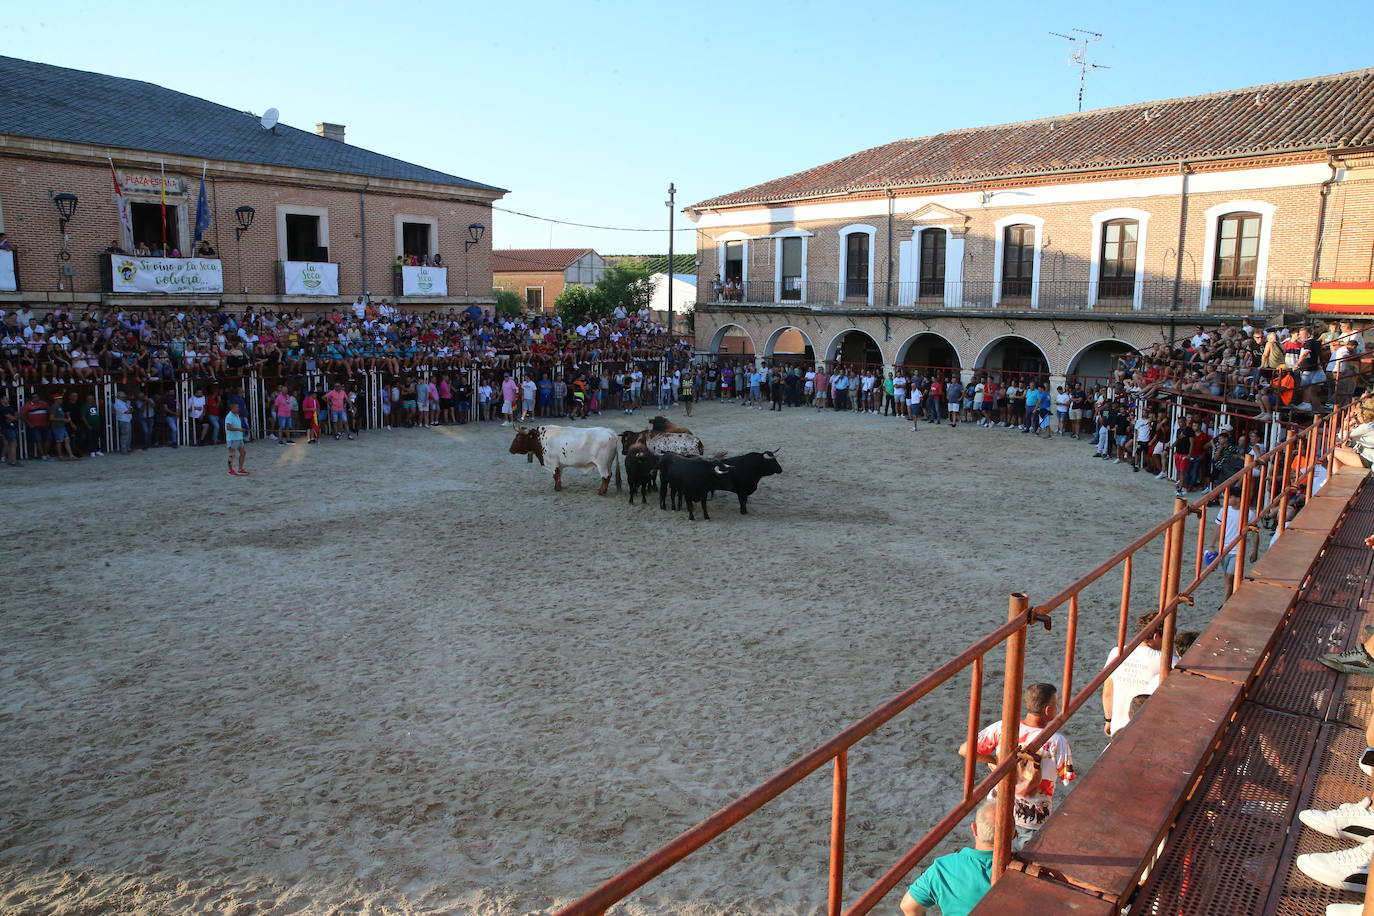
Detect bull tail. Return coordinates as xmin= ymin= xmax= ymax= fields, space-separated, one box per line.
xmin=615 ymin=451 xmax=623 ymax=492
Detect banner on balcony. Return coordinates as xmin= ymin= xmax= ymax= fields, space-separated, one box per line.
xmin=283 ymin=261 xmax=339 ymax=296
xmin=401 ymin=266 xmax=447 ymax=296
xmin=110 ymin=255 xmax=223 ymax=294
xmin=0 ymin=250 xmax=14 ymax=292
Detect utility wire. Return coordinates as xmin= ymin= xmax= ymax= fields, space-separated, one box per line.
xmin=491 ymin=203 xmax=700 ymax=233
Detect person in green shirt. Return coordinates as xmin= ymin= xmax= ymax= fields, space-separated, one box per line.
xmin=900 ymin=802 xmax=995 ymax=916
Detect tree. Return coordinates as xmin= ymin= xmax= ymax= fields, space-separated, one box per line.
xmin=596 ymin=264 xmax=655 ymax=316
xmin=493 ymin=287 xmax=523 ymax=317
xmin=555 ymin=284 xmax=612 ymax=323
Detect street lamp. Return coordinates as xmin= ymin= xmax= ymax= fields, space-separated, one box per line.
xmin=53 ymin=193 xmax=78 ymax=234
xmin=464 ymin=222 xmax=485 ymax=252
xmin=234 ymin=206 xmax=255 ymax=294
xmin=234 ymin=206 xmax=255 ymax=241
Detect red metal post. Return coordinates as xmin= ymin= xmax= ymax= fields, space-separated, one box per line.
xmin=1117 ymin=555 xmax=1132 ymax=654
xmin=1231 ymin=453 xmax=1256 ymax=594
xmin=964 ymin=657 xmax=984 ymax=801
xmin=992 ymin=593 xmax=1029 ymax=882
xmin=1277 ymin=429 xmax=1297 ymax=536
xmin=828 ymin=751 xmax=848 ymax=916
xmin=1062 ymin=594 xmax=1080 ymax=704
xmin=1162 ymin=497 xmax=1186 ymax=678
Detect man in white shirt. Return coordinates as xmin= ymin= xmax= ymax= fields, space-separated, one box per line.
xmin=1189 ymin=326 xmax=1211 ymax=349
xmin=1102 ymin=612 xmax=1178 ymax=736
xmin=1215 ymin=484 xmax=1258 ymax=577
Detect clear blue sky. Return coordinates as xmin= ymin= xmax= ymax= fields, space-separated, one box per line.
xmin=4 ymin=1 xmax=1368 ymax=256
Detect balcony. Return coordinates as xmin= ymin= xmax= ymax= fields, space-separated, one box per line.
xmin=706 ymin=278 xmax=1314 ymax=315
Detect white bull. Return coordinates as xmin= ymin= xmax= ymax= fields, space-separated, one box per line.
xmin=508 ymin=425 xmax=622 ymax=495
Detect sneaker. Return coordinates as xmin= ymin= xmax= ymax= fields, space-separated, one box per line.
xmin=1296 ymin=402 xmax=1314 ymax=411
xmin=1156 ymin=472 xmax=1169 ymax=479
xmin=1300 ymin=798 xmax=1374 ymax=842
xmin=1296 ymin=838 xmax=1372 ymax=892
xmin=268 ymin=433 xmax=278 ymax=440
xmin=277 ymin=439 xmax=287 ymax=446
xmin=237 ymin=469 xmax=250 ymax=475
xmin=227 ymin=469 xmax=238 ymax=477
xmin=346 ymin=435 xmax=354 ymax=440
xmin=284 ymin=440 xmax=295 ymax=446
xmin=1320 ymin=647 xmax=1374 ymax=676
xmin=1113 ymin=458 xmax=1122 ymax=464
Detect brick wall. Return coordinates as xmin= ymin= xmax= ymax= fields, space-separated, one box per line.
xmin=493 ymin=270 xmax=566 ymax=313
xmin=0 ymin=154 xmax=493 ymax=302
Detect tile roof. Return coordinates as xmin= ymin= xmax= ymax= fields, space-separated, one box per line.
xmin=0 ymin=56 xmax=506 ymax=193
xmin=491 ymin=248 xmax=595 ymax=272
xmin=692 ymin=68 xmax=1374 ymax=210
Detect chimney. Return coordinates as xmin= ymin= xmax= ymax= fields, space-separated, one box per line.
xmin=315 ymin=122 xmax=346 ymax=143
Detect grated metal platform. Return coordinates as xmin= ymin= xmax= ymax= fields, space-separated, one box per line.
xmin=1131 ymin=702 xmax=1322 ymax=916
xmin=1303 ymin=546 xmax=1372 ymax=608
xmin=1265 ymin=721 xmax=1372 ymax=916
xmin=1335 ymin=511 xmax=1374 ymax=548
xmin=1248 ymin=601 xmax=1357 ymax=719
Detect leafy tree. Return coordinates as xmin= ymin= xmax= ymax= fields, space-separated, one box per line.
xmin=492 ymin=287 xmax=523 ymax=317
xmin=596 ymin=264 xmax=655 ymax=316
xmin=555 ymin=284 xmax=612 ymax=323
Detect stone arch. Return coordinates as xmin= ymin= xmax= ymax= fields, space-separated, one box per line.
xmin=975 ymin=335 xmax=1051 ymax=376
xmin=1066 ymin=338 xmax=1139 ymax=382
xmin=825 ymin=328 xmax=884 ymax=365
xmin=709 ymin=323 xmax=757 ymax=355
xmin=763 ymin=325 xmax=816 ymax=359
xmin=895 ymin=332 xmax=961 ymax=370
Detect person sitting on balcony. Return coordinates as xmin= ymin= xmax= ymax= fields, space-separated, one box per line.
xmin=0 ymin=232 xmax=13 ymax=251
xmin=134 ymin=241 xmax=152 ymax=257
xmin=104 ymin=239 xmax=125 ymax=254
xmin=899 ymin=801 xmax=997 ymax=916
xmin=194 ymin=240 xmax=216 ymax=257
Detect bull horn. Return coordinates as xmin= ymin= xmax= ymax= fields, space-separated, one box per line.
xmin=714 ymin=465 xmax=732 ymax=474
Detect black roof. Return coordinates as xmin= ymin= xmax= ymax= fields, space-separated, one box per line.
xmin=0 ymin=56 xmax=506 ymax=194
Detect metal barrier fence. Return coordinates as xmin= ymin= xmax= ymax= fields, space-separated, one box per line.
xmin=551 ymin=405 xmax=1354 ymax=916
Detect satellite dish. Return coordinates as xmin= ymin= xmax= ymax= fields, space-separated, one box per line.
xmin=260 ymin=108 xmax=279 ymax=131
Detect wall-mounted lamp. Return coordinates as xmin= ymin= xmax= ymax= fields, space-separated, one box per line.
xmin=54 ymin=193 xmax=78 ymax=234
xmin=234 ymin=205 xmax=256 ymax=241
xmin=465 ymin=222 xmax=485 ymax=252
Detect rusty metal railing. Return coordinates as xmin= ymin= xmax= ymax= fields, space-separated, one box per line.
xmin=552 ymin=404 xmax=1356 ymax=916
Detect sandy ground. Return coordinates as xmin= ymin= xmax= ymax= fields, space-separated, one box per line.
xmin=0 ymin=400 xmax=1232 ymax=915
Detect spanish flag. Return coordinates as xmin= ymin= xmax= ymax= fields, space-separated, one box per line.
xmin=1310 ymin=283 xmax=1374 ymax=315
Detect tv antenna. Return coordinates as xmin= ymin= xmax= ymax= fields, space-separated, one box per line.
xmin=259 ymin=107 xmax=279 ymax=132
xmin=1049 ymin=29 xmax=1109 ymax=113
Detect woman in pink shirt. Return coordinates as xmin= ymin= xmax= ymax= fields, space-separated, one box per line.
xmin=272 ymin=385 xmax=295 ymax=444
xmin=437 ymin=376 xmax=454 ymax=425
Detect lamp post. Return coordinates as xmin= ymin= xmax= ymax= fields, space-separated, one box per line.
xmin=53 ymin=193 xmax=78 ymax=262
xmin=234 ymin=205 xmax=255 ymax=294
xmin=464 ymin=222 xmax=485 ymax=297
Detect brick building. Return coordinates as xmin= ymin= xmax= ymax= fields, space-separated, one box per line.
xmin=687 ymin=68 xmax=1374 ymax=384
xmin=0 ymin=56 xmax=506 ymax=310
xmin=491 ymin=248 xmax=606 ymax=313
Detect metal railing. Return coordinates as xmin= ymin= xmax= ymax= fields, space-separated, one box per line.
xmin=552 ymin=404 xmax=1354 ymax=916
xmin=706 ymin=279 xmax=1315 ymax=314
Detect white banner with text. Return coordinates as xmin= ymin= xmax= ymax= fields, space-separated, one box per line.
xmin=283 ymin=261 xmax=339 ymax=296
xmin=401 ymin=265 xmax=447 ymax=296
xmin=0 ymin=250 xmax=15 ymax=292
xmin=110 ymin=255 xmax=224 ymax=294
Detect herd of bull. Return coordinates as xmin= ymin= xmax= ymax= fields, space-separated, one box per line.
xmin=507 ymin=416 xmax=782 ymax=521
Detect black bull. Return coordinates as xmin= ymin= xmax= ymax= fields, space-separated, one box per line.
xmin=657 ymin=451 xmax=783 ymax=521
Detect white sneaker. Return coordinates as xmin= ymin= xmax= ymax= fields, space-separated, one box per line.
xmin=1296 ymin=838 xmax=1372 ymax=892
xmin=268 ymin=433 xmax=277 ymax=440
xmin=1297 ymin=402 xmax=1313 ymax=411
xmin=1156 ymin=472 xmax=1169 ymax=479
xmin=1113 ymin=458 xmax=1122 ymax=464
xmin=1300 ymin=798 xmax=1374 ymax=842
xmin=501 ymin=421 xmax=511 ymax=426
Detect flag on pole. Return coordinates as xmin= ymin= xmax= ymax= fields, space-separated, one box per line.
xmin=108 ymin=158 xmax=134 ymax=253
xmin=159 ymin=160 xmax=168 ymax=253
xmin=193 ymin=166 xmax=211 ymax=243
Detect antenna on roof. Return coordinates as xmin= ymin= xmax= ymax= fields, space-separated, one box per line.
xmin=1049 ymin=29 xmax=1110 ymax=113
xmin=260 ymin=107 xmax=279 ymax=132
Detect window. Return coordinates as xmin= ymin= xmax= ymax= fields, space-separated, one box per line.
xmin=401 ymin=222 xmax=431 ymax=261
xmin=131 ymin=202 xmax=179 ymax=254
xmin=844 ymin=233 xmax=870 ymax=298
xmin=1001 ymin=224 xmax=1034 ymax=297
xmin=919 ymin=228 xmax=946 ymax=297
xmin=285 ymin=213 xmax=323 ymax=261
xmin=780 ymin=236 xmax=803 ymax=301
xmin=723 ymin=240 xmax=744 ymax=284
xmin=1212 ymin=212 xmax=1261 ymax=300
xmin=1098 ymin=219 xmax=1138 ymax=298
xmin=525 ymin=287 xmax=544 ymax=311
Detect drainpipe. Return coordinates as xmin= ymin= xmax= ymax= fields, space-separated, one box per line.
xmin=1311 ymin=152 xmax=1340 ymax=283
xmin=359 ymin=179 xmax=370 ymax=300
xmin=1169 ymin=160 xmax=1190 ymax=348
xmin=885 ymin=190 xmax=895 ymax=310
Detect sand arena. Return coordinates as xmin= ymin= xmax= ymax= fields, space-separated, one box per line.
xmin=1 ymin=400 xmax=1225 ymax=915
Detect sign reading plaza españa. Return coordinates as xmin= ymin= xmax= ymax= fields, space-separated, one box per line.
xmin=110 ymin=255 xmax=224 ymax=294
xmin=0 ymin=250 xmax=15 ymax=292
xmin=283 ymin=261 xmax=340 ymax=296
xmin=401 ymin=265 xmax=448 ymax=296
